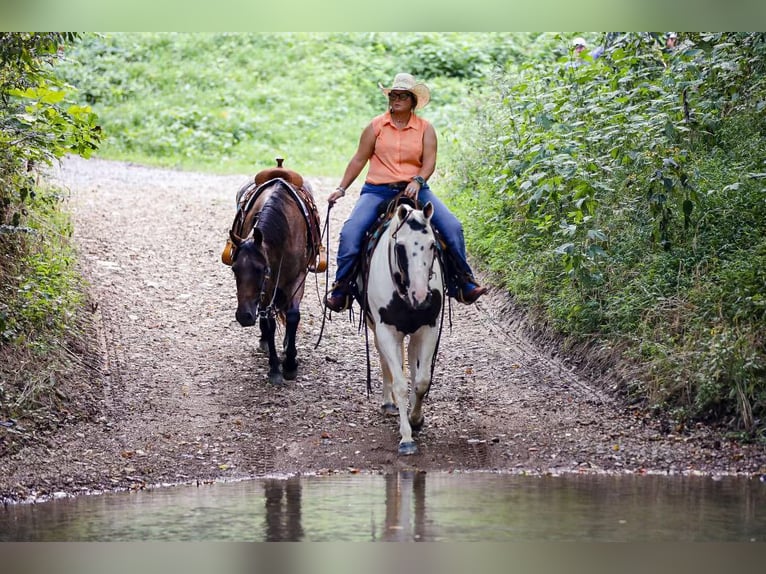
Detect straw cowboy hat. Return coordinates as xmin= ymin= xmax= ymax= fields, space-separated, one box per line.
xmin=378 ymin=73 xmax=430 ymax=110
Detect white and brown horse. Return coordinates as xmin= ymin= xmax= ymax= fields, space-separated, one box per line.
xmin=360 ymin=201 xmax=444 ymax=455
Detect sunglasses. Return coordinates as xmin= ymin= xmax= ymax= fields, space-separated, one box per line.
xmin=388 ymin=92 xmax=412 ymax=101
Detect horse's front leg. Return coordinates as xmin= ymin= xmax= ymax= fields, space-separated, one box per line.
xmin=373 ymin=328 xmax=398 ymax=417
xmin=407 ymin=326 xmax=439 ymax=433
xmin=375 ymin=326 xmax=415 ymax=455
xmin=260 ymin=315 xmax=282 ymax=385
xmin=282 ymin=307 xmax=300 ymax=380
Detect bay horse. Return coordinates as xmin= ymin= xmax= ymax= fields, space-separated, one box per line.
xmin=225 ymin=162 xmax=323 ymax=385
xmin=360 ymin=200 xmax=445 ymax=455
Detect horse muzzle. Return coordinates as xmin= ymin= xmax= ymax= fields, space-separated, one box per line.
xmin=408 ymin=289 xmax=434 ymax=310
xmin=235 ymin=308 xmax=257 ymax=327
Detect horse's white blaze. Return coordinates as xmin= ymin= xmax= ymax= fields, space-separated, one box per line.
xmin=363 ymin=203 xmax=443 ymax=453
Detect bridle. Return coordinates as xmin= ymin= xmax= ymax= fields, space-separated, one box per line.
xmin=388 ymin=208 xmax=438 ymax=302
xmin=256 ymin=254 xmax=281 ymax=320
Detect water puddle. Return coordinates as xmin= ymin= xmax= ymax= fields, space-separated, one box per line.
xmin=1 ymin=471 xmax=764 ymax=541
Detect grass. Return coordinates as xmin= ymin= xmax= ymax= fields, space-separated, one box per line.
xmin=444 ymin=33 xmax=766 ymax=434
xmin=58 ymin=32 xmax=515 ymax=176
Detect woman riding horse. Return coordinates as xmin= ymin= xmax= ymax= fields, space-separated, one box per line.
xmin=325 ymin=72 xmax=487 ymax=312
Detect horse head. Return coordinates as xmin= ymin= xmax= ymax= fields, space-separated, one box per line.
xmin=230 ymin=227 xmax=270 ymax=327
xmin=390 ymin=201 xmax=439 ymax=310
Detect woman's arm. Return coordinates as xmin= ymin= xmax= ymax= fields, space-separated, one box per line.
xmin=328 ymin=123 xmax=376 ymax=205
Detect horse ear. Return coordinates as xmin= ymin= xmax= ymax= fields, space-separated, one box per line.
xmin=423 ymin=201 xmax=434 ymax=220
xmin=397 ymin=204 xmax=409 ymax=221
xmin=230 ymin=229 xmax=245 ymax=246
xmin=252 ymin=227 xmax=263 ymax=246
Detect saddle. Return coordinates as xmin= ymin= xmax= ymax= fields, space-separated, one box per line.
xmin=221 ymin=158 xmax=326 ymax=272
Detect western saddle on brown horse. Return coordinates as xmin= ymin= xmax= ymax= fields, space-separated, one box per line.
xmin=221 ymin=158 xmax=326 ymax=273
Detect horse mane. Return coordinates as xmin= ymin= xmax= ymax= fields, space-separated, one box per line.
xmin=256 ymin=181 xmax=291 ymax=247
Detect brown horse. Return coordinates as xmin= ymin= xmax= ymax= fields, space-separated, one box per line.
xmin=227 ymin=171 xmax=321 ymax=385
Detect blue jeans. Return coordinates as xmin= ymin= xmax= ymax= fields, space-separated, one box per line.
xmin=334 ymin=182 xmax=475 ymax=293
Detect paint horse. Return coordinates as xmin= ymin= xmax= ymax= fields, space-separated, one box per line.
xmin=360 ymin=200 xmax=444 ymax=455
xmin=223 ymin=159 xmax=324 ymax=385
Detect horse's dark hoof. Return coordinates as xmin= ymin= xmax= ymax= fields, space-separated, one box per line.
xmin=282 ymin=368 xmax=297 ymax=381
xmin=398 ymin=441 xmax=418 ymax=456
xmin=381 ymin=402 xmax=399 ymax=416
xmin=410 ymin=416 xmax=424 ymax=433
xmin=269 ymin=372 xmax=284 ymax=386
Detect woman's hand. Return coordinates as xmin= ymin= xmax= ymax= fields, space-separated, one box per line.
xmin=404 ymin=181 xmax=420 ymax=200
xmin=328 ymin=187 xmax=345 ymax=206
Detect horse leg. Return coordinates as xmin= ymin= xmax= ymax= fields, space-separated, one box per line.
xmin=374 ymin=331 xmax=398 ymax=417
xmin=407 ymin=327 xmax=438 ymax=433
xmin=260 ymin=315 xmax=282 ymax=385
xmin=258 ymin=320 xmax=270 ymax=353
xmin=375 ymin=326 xmax=416 ymax=455
xmin=282 ymin=308 xmax=300 ymax=380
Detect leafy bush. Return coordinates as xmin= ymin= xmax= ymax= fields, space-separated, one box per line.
xmin=1 ymin=33 xmax=99 ymax=434
xmin=1 ymin=33 xmax=101 ymax=228
xmin=448 ymin=32 xmax=766 ymax=433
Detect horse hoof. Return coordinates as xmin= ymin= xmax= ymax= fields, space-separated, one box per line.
xmin=410 ymin=416 xmax=424 ymax=433
xmin=381 ymin=402 xmax=399 ymax=416
xmin=398 ymin=441 xmax=418 ymax=456
xmin=269 ymin=373 xmax=284 ymax=386
xmin=282 ymin=369 xmax=297 ymax=381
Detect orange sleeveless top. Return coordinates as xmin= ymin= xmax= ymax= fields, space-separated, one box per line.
xmin=365 ymin=112 xmax=428 ymax=184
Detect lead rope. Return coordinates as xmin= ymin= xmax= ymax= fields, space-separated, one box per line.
xmin=314 ymin=202 xmax=333 ymax=349
xmin=259 ymin=253 xmax=284 ymax=321
xmin=362 ymin=233 xmax=374 ymax=397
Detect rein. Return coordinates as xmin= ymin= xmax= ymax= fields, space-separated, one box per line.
xmin=257 ymin=253 xmax=283 ymax=319
xmin=388 ymin=208 xmax=413 ymax=297
xmin=314 ymin=202 xmax=334 ymax=349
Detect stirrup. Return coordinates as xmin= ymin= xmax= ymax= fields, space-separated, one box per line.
xmin=324 ymin=282 xmax=353 ymax=312
xmin=457 ymin=283 xmax=487 ymax=305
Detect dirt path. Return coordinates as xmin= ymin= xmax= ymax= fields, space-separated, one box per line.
xmin=1 ymin=157 xmax=763 ymax=502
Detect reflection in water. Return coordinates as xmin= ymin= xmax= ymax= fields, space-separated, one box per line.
xmin=1 ymin=472 xmax=765 ymax=541
xmin=382 ymin=470 xmax=427 ymax=541
xmin=264 ymin=477 xmax=303 ymax=541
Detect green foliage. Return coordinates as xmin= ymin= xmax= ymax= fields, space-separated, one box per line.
xmin=0 ymin=187 xmax=84 ymax=345
xmin=1 ymin=32 xmax=100 ymax=345
xmin=1 ymin=33 xmax=102 ymax=228
xmin=448 ymin=32 xmax=766 ymax=432
xmin=0 ymin=183 xmax=87 ymax=428
xmin=0 ymin=33 xmax=99 ymax=425
xmin=55 ymin=33 xmax=519 ymax=175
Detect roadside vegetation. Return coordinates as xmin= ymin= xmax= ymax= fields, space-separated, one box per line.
xmin=1 ymin=33 xmax=101 ymax=452
xmin=449 ymin=32 xmax=766 ymax=436
xmin=1 ymin=32 xmax=763 ymax=451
